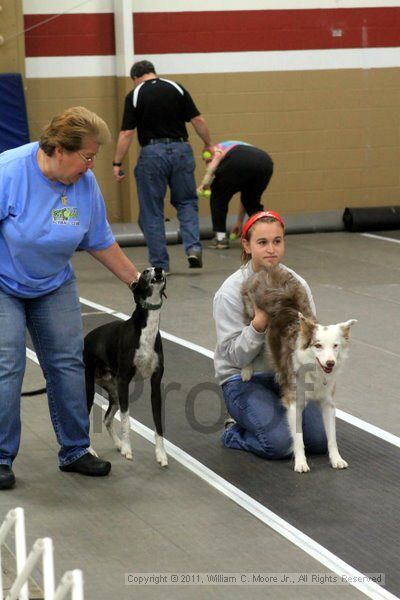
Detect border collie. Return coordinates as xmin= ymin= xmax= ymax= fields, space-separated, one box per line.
xmin=242 ymin=266 xmax=356 ymax=473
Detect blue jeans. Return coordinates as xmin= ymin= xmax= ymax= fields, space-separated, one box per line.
xmin=0 ymin=278 xmax=90 ymax=466
xmin=221 ymin=373 xmax=327 ymax=459
xmin=134 ymin=142 xmax=202 ymax=270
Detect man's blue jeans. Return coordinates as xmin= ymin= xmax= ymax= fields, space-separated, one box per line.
xmin=221 ymin=373 xmax=328 ymax=459
xmin=135 ymin=142 xmax=202 ymax=271
xmin=0 ymin=278 xmax=91 ymax=466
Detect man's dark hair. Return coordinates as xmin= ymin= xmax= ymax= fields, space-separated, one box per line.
xmin=130 ymin=60 xmax=156 ymax=79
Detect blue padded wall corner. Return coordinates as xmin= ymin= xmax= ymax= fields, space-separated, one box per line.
xmin=0 ymin=73 xmax=30 ymax=153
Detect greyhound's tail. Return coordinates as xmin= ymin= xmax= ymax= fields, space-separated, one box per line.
xmin=21 ymin=387 xmax=47 ymax=397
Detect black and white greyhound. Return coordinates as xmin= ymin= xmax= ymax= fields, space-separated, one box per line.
xmin=84 ymin=267 xmax=168 ymax=467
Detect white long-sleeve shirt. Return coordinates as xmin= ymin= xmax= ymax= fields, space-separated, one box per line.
xmin=213 ymin=261 xmax=316 ymax=384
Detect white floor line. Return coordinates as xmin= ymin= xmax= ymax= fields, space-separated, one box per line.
xmin=79 ymin=296 xmax=400 ymax=449
xmin=25 ymin=344 xmax=398 ymax=600
xmin=78 ymin=297 xmax=117 ymax=314
xmin=337 ymin=410 xmax=400 ymax=449
xmin=360 ymin=233 xmax=400 ymax=244
xmin=93 ymin=392 xmax=397 ymax=600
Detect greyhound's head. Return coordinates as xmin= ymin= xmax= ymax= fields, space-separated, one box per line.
xmin=131 ymin=267 xmax=167 ymax=310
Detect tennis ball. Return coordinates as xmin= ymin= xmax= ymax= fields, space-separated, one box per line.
xmin=229 ymin=232 xmax=238 ymax=241
xmin=202 ymin=151 xmax=212 ymax=160
xmin=203 ymin=189 xmax=211 ymax=197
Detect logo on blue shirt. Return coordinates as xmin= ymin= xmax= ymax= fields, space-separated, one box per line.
xmin=51 ymin=207 xmax=79 ymax=226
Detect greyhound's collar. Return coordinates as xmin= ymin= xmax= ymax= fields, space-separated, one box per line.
xmin=137 ymin=297 xmax=163 ymax=310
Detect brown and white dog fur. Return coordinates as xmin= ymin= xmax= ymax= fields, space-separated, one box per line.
xmin=241 ymin=266 xmax=357 ymax=473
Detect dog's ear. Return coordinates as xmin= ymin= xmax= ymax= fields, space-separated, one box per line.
xmin=130 ymin=280 xmax=138 ymax=289
xmin=339 ymin=319 xmax=357 ymax=340
xmin=129 ymin=272 xmax=141 ymax=291
xmin=298 ymin=312 xmax=316 ymax=348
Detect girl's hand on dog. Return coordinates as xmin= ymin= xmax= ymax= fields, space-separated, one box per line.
xmin=251 ymin=304 xmax=269 ymax=332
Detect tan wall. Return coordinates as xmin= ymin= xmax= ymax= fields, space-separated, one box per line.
xmin=25 ymin=77 xmax=125 ymax=222
xmin=179 ymin=69 xmax=400 ymax=217
xmin=0 ymin=0 xmax=25 ymax=75
xmin=23 ymin=67 xmax=400 ymax=223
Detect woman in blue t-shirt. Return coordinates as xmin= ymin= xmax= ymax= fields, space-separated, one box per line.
xmin=0 ymin=106 xmax=140 ymax=489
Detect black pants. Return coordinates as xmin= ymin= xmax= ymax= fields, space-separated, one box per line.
xmin=210 ymin=145 xmax=274 ymax=233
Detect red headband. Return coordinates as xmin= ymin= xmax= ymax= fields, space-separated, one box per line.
xmin=241 ymin=211 xmax=285 ymax=239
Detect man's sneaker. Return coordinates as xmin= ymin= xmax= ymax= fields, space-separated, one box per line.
xmin=209 ymin=237 xmax=229 ymax=250
xmin=187 ymin=249 xmax=202 ymax=268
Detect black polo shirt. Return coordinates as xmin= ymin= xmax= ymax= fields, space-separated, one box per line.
xmin=120 ymin=78 xmax=200 ymax=146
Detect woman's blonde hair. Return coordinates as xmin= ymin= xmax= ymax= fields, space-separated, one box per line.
xmin=241 ymin=216 xmax=284 ymax=264
xmin=39 ymin=106 xmax=111 ymax=156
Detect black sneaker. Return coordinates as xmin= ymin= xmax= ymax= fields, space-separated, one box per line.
xmin=187 ymin=249 xmax=202 ymax=268
xmin=0 ymin=464 xmax=16 ymax=490
xmin=60 ymin=453 xmax=111 ymax=477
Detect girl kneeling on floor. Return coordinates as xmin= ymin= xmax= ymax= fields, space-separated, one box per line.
xmin=213 ymin=211 xmax=328 ymax=459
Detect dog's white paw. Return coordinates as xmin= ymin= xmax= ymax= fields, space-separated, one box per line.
xmin=120 ymin=444 xmax=133 ymax=460
xmin=155 ymin=435 xmax=168 ymax=467
xmin=330 ymin=455 xmax=348 ymax=469
xmin=294 ymin=461 xmax=310 ymax=473
xmin=156 ymin=450 xmax=168 ymax=468
xmin=88 ymin=445 xmax=98 ymax=458
xmin=241 ymin=365 xmax=253 ymax=382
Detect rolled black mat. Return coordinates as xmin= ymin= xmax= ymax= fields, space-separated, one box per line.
xmin=343 ymin=205 xmax=400 ymax=232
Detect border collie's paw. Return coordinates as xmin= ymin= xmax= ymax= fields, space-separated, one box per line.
xmin=241 ymin=365 xmax=253 ymax=382
xmin=294 ymin=460 xmax=310 ymax=473
xmin=331 ymin=455 xmax=348 ymax=469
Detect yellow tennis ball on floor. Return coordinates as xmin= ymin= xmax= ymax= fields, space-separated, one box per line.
xmin=202 ymin=151 xmax=212 ymax=160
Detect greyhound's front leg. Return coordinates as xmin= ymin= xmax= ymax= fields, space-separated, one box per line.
xmin=150 ymin=369 xmax=168 ymax=467
xmin=104 ymin=400 xmax=121 ymax=451
xmin=118 ymin=379 xmax=133 ymax=460
xmin=287 ymin=400 xmax=309 ymax=473
xmin=321 ymin=399 xmax=348 ymax=469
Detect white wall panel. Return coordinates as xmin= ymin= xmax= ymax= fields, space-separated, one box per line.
xmin=25 ymin=47 xmax=400 ymax=78
xmin=23 ymin=0 xmax=113 ymax=14
xmin=130 ymin=0 xmax=400 ymax=12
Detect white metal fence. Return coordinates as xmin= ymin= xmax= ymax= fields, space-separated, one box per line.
xmin=0 ymin=507 xmax=83 ymax=600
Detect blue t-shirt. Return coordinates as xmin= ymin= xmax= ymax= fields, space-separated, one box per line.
xmin=0 ymin=142 xmax=115 ymax=298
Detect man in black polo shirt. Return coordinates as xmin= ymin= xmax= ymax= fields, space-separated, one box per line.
xmin=113 ymin=60 xmax=213 ymax=272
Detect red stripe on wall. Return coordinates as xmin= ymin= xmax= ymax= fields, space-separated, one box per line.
xmin=134 ymin=8 xmax=400 ymax=54
xmin=23 ymin=8 xmax=400 ymax=58
xmin=24 ymin=14 xmax=115 ymax=57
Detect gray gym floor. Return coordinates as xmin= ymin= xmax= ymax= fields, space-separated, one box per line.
xmin=1 ymin=229 xmax=399 ymax=599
